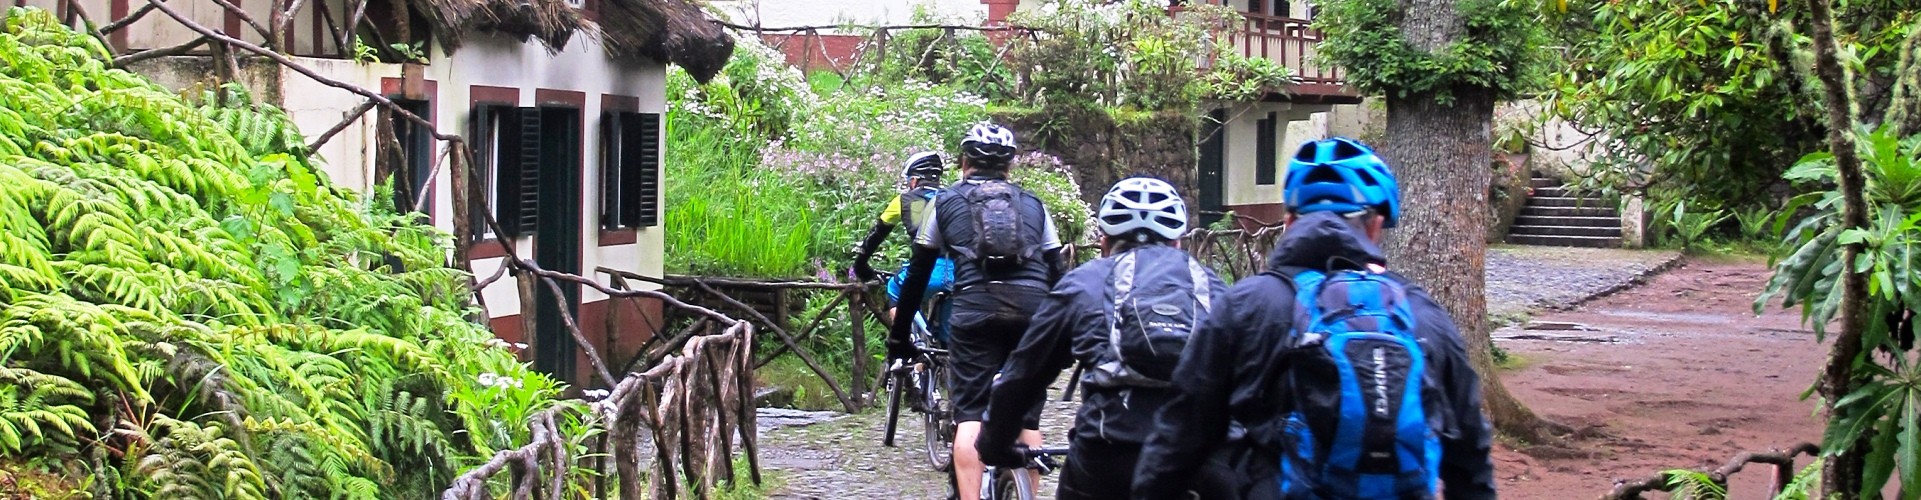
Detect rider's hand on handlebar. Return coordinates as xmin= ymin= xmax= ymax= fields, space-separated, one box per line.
xmin=978 ymin=441 xmax=1027 ymax=469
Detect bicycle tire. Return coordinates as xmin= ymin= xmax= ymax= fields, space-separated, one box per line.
xmin=1012 ymin=465 xmax=1039 ymax=500
xmin=923 ymin=358 xmax=955 ymax=472
xmin=988 ymin=467 xmax=1021 ymax=500
xmin=883 ymin=371 xmax=903 ymax=447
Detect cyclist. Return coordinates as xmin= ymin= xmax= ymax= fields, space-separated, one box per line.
xmin=853 ymin=151 xmax=956 ymax=324
xmin=890 ymin=122 xmax=1068 ymax=500
xmin=976 ymin=177 xmax=1227 ymax=500
xmin=1132 ymin=138 xmax=1496 ymax=500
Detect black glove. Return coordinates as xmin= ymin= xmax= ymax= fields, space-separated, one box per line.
xmin=977 ymin=439 xmax=1027 ymax=469
xmin=885 ymin=334 xmax=916 ymax=361
xmin=854 ymin=259 xmax=879 ymax=283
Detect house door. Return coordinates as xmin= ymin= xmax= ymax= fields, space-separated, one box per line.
xmin=531 ymin=107 xmax=582 ymax=382
xmin=1197 ymin=108 xmax=1227 ymax=227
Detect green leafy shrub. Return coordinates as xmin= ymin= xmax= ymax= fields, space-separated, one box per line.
xmin=1759 ymin=125 xmax=1921 ymax=498
xmin=0 ymin=8 xmax=562 ymax=498
xmin=1668 ymin=200 xmax=1730 ymax=250
xmin=664 ymin=37 xmax=1086 ymax=279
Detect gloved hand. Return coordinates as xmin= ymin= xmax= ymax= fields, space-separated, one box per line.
xmin=976 ymin=439 xmax=1027 ymax=469
xmin=885 ymin=335 xmax=916 ymax=361
xmin=854 ymin=260 xmax=878 ymax=283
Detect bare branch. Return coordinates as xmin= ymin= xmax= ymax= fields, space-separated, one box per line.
xmin=1600 ymin=442 xmax=1820 ymax=500
xmin=64 ymin=0 xmax=110 ymax=49
xmin=306 ymin=99 xmax=379 ymax=151
xmin=112 ymin=36 xmax=208 ymax=66
xmin=101 ymin=1 xmax=161 ymax=35
xmin=276 ymin=0 xmax=312 ymax=50
xmin=143 ymin=0 xmax=450 ymax=142
xmin=204 ymin=0 xmax=275 ymax=47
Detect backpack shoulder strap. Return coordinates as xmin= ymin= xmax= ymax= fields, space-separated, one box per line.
xmin=1186 ymin=255 xmax=1212 ymax=312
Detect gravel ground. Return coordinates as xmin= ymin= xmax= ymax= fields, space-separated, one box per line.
xmin=755 ymin=245 xmax=1683 ymax=499
xmin=1483 ymin=245 xmax=1682 ymax=320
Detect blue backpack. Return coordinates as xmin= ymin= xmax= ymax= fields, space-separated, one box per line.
xmin=1274 ymin=267 xmax=1443 ymax=499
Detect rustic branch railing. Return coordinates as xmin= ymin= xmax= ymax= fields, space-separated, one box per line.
xmin=602 ymin=268 xmax=889 ymax=414
xmin=1599 ymin=442 xmax=1821 ymax=499
xmin=442 ymin=316 xmax=759 ymax=500
xmin=1183 ymin=225 xmax=1285 ymax=281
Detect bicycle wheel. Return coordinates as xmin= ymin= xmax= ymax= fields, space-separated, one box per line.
xmin=989 ymin=467 xmax=1020 ymax=500
xmin=883 ymin=371 xmax=903 ymax=447
xmin=922 ymin=358 xmax=955 ymax=471
xmin=1012 ymin=465 xmax=1039 ymax=500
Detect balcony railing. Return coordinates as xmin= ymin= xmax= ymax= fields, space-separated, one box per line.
xmin=1174 ymin=3 xmax=1354 ymax=100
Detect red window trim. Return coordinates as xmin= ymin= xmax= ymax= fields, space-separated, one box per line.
xmin=466 ymin=85 xmax=520 ymax=260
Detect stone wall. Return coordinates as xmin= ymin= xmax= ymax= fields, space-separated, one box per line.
xmin=1488 ymin=152 xmax=1531 ymax=243
xmin=993 ymin=107 xmax=1199 ymax=210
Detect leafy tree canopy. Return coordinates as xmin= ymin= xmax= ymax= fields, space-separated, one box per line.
xmin=1538 ymin=0 xmax=1921 ymax=209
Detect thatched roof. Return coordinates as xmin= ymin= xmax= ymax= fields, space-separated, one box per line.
xmin=407 ymin=0 xmax=734 ymax=83
xmin=410 ymin=0 xmax=585 ymax=53
xmin=598 ymin=0 xmax=736 ymax=83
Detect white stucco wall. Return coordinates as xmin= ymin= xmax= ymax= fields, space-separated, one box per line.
xmin=1218 ymin=102 xmax=1331 ymax=207
xmin=710 ymin=0 xmax=987 ymax=28
xmin=282 ymin=32 xmax=667 ymax=319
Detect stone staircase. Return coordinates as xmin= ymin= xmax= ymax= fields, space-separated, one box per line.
xmin=1506 ymin=174 xmax=1623 ymax=248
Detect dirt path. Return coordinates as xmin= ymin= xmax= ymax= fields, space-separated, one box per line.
xmin=755 ymin=247 xmax=1830 ymax=500
xmin=1495 ymin=258 xmax=1824 ymax=499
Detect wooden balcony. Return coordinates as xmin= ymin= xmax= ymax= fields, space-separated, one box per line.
xmin=1174 ymin=3 xmax=1359 ymax=104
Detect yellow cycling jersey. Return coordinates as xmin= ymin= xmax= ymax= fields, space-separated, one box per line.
xmin=881 ymin=189 xmax=937 ymax=233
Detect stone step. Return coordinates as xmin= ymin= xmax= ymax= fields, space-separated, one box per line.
xmin=1529 ymin=177 xmax=1562 ymax=189
xmin=1527 ymin=196 xmax=1612 ymax=208
xmin=1532 ymin=186 xmax=1580 ymax=198
xmin=1513 ymin=215 xmax=1619 ymax=228
xmin=1506 ymin=224 xmax=1624 ymax=238
xmin=1522 ymin=206 xmax=1620 ymax=218
xmin=1507 ymin=234 xmax=1622 ymax=248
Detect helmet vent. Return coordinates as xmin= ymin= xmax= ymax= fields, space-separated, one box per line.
xmin=1333 ymin=140 xmax=1367 ymax=159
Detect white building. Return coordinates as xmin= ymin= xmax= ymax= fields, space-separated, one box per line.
xmin=17 ymin=0 xmax=735 ymax=387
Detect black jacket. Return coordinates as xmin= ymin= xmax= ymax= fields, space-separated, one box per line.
xmin=978 ymin=245 xmax=1230 ymax=454
xmin=1131 ymin=212 xmax=1497 ymax=500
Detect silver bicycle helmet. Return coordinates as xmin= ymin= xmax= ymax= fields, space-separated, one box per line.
xmin=960 ymin=122 xmax=1017 ymax=166
xmin=1097 ymin=177 xmax=1189 ymax=241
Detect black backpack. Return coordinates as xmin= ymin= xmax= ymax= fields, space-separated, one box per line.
xmin=956 ymin=180 xmax=1038 ymax=273
xmin=1084 ymin=246 xmax=1214 ymax=388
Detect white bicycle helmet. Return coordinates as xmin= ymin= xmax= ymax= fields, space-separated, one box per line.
xmin=960 ymin=122 xmax=1017 ymax=165
xmin=1097 ymin=177 xmax=1189 ymax=241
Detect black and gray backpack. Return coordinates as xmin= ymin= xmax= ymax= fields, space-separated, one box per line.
xmin=1085 ymin=246 xmax=1215 ymax=388
xmin=957 ymin=179 xmax=1038 ymax=273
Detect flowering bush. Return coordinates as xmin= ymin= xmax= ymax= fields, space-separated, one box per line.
xmin=1009 ymin=151 xmax=1094 ymax=245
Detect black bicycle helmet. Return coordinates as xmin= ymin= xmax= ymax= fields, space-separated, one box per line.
xmin=900 ymin=151 xmax=944 ymax=182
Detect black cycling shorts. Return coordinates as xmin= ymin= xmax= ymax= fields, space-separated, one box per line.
xmin=947 ymin=283 xmax=1047 ymax=427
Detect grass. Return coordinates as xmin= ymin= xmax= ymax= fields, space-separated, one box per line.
xmin=758 ymin=356 xmax=853 ymax=410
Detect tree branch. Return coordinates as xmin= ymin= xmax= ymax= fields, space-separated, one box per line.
xmin=112 ymin=36 xmax=208 ymax=66
xmin=101 ymin=2 xmax=161 ymax=35
xmin=305 ymin=99 xmax=378 ymax=151
xmin=1600 ymin=442 xmax=1820 ymax=499
xmin=1804 ymin=0 xmax=1872 ymax=497
xmin=205 ymin=0 xmax=275 ymax=47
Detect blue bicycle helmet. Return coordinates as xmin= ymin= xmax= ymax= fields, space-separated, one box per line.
xmin=1283 ymin=137 xmax=1402 ymax=228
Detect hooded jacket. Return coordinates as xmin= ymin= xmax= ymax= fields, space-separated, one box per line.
xmin=1131 ymin=212 xmax=1497 ymax=500
xmin=978 ymin=244 xmax=1230 ymax=453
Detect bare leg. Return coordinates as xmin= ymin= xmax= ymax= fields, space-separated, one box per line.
xmin=955 ymin=421 xmax=985 ymax=500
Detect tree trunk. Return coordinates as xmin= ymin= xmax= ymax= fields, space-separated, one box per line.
xmin=1805 ymin=0 xmax=1873 ymax=497
xmin=1380 ymin=0 xmax=1555 ymax=442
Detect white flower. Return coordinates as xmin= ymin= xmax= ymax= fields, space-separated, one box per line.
xmin=477 ymin=372 xmax=499 ymax=387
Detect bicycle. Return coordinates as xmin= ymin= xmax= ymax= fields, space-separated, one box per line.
xmin=981 ymin=445 xmax=1070 ymax=500
xmin=877 ymin=271 xmax=957 ymax=472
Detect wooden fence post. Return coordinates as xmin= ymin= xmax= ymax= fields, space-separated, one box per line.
xmin=849 ymin=287 xmax=869 ymax=406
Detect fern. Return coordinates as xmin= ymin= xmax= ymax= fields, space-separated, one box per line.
xmin=1 ymin=7 xmax=570 ymax=498
xmin=1662 ymin=469 xmax=1728 ymax=500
